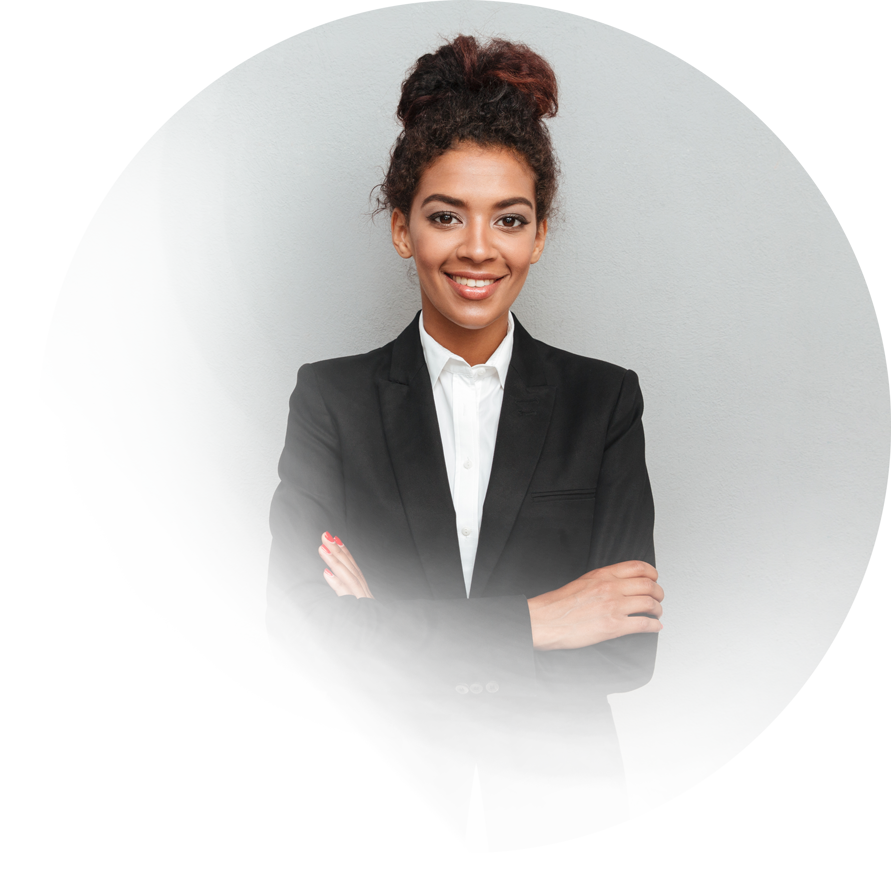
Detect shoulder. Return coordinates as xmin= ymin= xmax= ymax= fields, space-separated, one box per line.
xmin=515 ymin=324 xmax=646 ymax=431
xmin=521 ymin=327 xmax=640 ymax=395
xmin=300 ymin=342 xmax=393 ymax=382
xmin=533 ymin=346 xmax=647 ymax=455
xmin=300 ymin=341 xmax=393 ymax=389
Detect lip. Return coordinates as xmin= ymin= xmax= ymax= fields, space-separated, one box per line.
xmin=443 ymin=271 xmax=506 ymax=301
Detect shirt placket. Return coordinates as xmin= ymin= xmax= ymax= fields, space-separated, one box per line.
xmin=453 ymin=369 xmax=480 ymax=597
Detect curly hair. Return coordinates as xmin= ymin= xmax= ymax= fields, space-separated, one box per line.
xmin=378 ymin=35 xmax=560 ymax=221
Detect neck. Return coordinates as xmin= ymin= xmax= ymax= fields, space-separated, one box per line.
xmin=421 ymin=302 xmax=510 ymax=366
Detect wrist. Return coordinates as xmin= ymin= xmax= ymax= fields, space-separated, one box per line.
xmin=527 ymin=593 xmax=559 ymax=651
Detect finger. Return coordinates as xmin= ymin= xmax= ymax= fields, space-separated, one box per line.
xmin=320 ymin=534 xmax=374 ymax=598
xmin=320 ymin=532 xmax=361 ymax=576
xmin=324 ymin=562 xmax=371 ymax=599
xmin=625 ymin=615 xmax=663 ymax=634
xmin=323 ymin=532 xmax=374 ymax=598
xmin=621 ymin=595 xmax=664 ymax=619
xmin=608 ymin=560 xmax=658 ymax=581
xmin=600 ymin=614 xmax=664 ymax=641
xmin=331 ymin=537 xmax=368 ymax=583
xmin=618 ymin=579 xmax=664 ymax=602
xmin=323 ymin=568 xmax=357 ymax=597
xmin=318 ymin=542 xmax=363 ymax=586
xmin=321 ymin=532 xmax=358 ymax=571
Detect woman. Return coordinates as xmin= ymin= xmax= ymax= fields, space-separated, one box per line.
xmin=267 ymin=35 xmax=663 ymax=848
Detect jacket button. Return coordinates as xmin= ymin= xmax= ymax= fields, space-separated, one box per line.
xmin=455 ymin=683 xmax=469 ymax=694
xmin=469 ymin=683 xmax=483 ymax=694
xmin=485 ymin=681 xmax=499 ymax=693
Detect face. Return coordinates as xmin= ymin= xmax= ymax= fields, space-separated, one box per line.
xmin=391 ymin=143 xmax=547 ymax=350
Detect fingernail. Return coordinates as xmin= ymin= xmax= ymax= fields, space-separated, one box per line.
xmin=334 ymin=536 xmax=343 ymax=546
xmin=321 ymin=545 xmax=330 ymax=554
xmin=323 ymin=532 xmax=335 ymax=542
xmin=324 ymin=568 xmax=333 ymax=576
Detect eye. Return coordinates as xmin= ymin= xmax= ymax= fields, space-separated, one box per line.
xmin=429 ymin=212 xmax=460 ymax=226
xmin=498 ymin=214 xmax=529 ymax=229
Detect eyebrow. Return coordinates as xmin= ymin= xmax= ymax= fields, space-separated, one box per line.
xmin=419 ymin=193 xmax=534 ymax=211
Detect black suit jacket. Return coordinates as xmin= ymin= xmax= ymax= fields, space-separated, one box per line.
xmin=267 ymin=313 xmax=656 ymax=707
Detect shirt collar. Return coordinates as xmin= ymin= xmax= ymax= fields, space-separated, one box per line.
xmin=418 ymin=311 xmax=515 ymax=390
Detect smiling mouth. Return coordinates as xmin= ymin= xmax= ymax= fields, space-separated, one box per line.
xmin=445 ymin=273 xmax=503 ymax=288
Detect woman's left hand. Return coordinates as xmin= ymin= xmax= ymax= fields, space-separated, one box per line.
xmin=319 ymin=532 xmax=375 ymax=599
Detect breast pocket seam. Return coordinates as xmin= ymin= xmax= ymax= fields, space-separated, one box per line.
xmin=530 ymin=488 xmax=597 ymax=502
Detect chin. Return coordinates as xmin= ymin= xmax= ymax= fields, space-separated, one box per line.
xmin=446 ymin=295 xmax=511 ymax=322
xmin=448 ymin=310 xmax=505 ymax=332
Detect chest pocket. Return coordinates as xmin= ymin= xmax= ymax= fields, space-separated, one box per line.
xmin=504 ymin=487 xmax=598 ymax=593
xmin=530 ymin=487 xmax=597 ymax=503
xmin=528 ymin=489 xmax=598 ymax=546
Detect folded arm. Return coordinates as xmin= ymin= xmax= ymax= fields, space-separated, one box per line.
xmin=267 ymin=363 xmax=661 ymax=698
xmin=267 ymin=363 xmax=538 ymax=697
xmin=529 ymin=368 xmax=661 ymax=695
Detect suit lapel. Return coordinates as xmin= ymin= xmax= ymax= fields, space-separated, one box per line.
xmin=378 ymin=315 xmax=466 ymax=599
xmin=471 ymin=318 xmax=555 ymax=597
xmin=378 ymin=313 xmax=556 ymax=600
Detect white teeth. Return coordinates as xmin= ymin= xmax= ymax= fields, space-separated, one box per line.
xmin=451 ymin=275 xmax=496 ymax=287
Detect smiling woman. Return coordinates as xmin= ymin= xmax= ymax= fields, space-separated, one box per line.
xmin=390 ymin=145 xmax=547 ymax=365
xmin=266 ymin=34 xmax=662 ymax=850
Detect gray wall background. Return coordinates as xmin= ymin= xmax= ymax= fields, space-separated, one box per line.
xmin=47 ymin=1 xmax=889 ymax=812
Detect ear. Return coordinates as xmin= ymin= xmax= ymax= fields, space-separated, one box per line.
xmin=391 ymin=209 xmax=414 ymax=259
xmin=530 ymin=218 xmax=548 ymax=264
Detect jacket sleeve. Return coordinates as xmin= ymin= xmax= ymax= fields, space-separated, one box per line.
xmin=266 ymin=363 xmax=538 ymax=699
xmin=533 ymin=368 xmax=659 ymax=696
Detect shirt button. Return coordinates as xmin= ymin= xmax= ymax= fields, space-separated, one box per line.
xmin=463 ymin=458 xmax=472 ymax=469
xmin=461 ymin=527 xmax=471 ymax=536
xmin=485 ymin=681 xmax=499 ymax=693
xmin=470 ymin=683 xmax=484 ymax=694
xmin=455 ymin=684 xmax=469 ymax=695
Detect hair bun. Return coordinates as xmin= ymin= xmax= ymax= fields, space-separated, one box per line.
xmin=397 ymin=35 xmax=558 ymax=128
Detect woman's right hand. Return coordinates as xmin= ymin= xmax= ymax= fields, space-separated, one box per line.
xmin=319 ymin=532 xmax=375 ymax=599
xmin=527 ymin=561 xmax=663 ymax=650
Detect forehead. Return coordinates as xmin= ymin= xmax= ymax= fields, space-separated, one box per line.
xmin=414 ymin=144 xmax=536 ymax=203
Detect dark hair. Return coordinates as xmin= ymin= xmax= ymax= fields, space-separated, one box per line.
xmin=377 ymin=35 xmax=559 ymax=221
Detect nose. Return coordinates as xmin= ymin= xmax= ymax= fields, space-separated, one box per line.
xmin=456 ymin=217 xmax=497 ymax=265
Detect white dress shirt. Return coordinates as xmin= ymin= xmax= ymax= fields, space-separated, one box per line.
xmin=418 ymin=311 xmax=514 ymax=597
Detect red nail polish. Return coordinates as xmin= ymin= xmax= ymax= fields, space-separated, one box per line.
xmin=321 ymin=545 xmax=330 ymax=554
xmin=334 ymin=536 xmax=343 ymax=546
xmin=324 ymin=568 xmax=333 ymax=576
xmin=323 ymin=532 xmax=335 ymax=542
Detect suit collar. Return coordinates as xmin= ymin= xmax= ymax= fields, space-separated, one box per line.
xmin=381 ymin=311 xmax=554 ymax=599
xmin=471 ymin=320 xmax=555 ymax=596
xmin=418 ymin=311 xmax=515 ymax=391
xmin=379 ymin=314 xmax=464 ymax=598
xmin=388 ymin=311 xmax=427 ymax=385
xmin=390 ymin=310 xmax=547 ymax=387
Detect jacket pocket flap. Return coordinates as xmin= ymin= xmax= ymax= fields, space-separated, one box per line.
xmin=530 ymin=488 xmax=597 ymax=502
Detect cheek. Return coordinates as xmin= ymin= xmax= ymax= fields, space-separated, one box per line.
xmin=506 ymin=243 xmax=536 ymax=273
xmin=509 ymin=228 xmax=538 ymax=258
xmin=409 ymin=234 xmax=439 ymax=271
